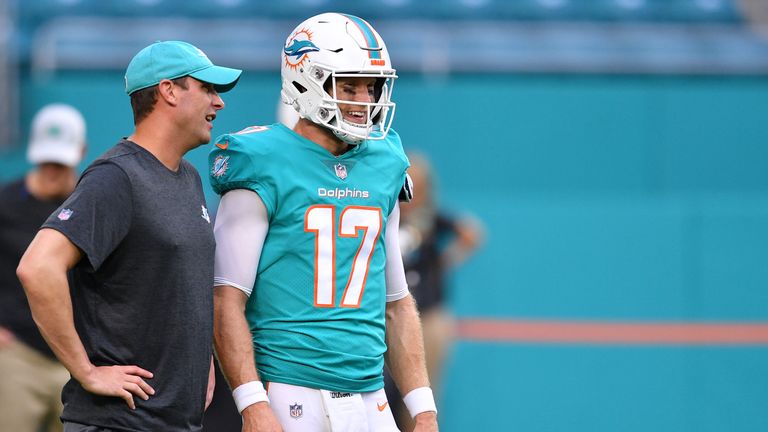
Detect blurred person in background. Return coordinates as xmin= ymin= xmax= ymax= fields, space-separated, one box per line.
xmin=385 ymin=152 xmax=484 ymax=431
xmin=16 ymin=41 xmax=241 ymax=432
xmin=0 ymin=103 xmax=86 ymax=432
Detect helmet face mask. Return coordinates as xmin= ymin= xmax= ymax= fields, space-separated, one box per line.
xmin=281 ymin=13 xmax=397 ymax=144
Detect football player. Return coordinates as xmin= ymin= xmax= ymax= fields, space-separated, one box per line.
xmin=209 ymin=12 xmax=439 ymax=432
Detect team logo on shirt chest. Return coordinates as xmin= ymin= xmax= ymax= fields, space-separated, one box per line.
xmin=201 ymin=205 xmax=210 ymax=223
xmin=334 ymin=163 xmax=348 ymax=180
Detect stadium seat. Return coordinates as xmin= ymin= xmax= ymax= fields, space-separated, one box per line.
xmin=580 ymin=0 xmax=655 ymax=22
xmin=434 ymin=0 xmax=583 ymax=21
xmin=184 ymin=0 xmax=258 ymax=18
xmin=108 ymin=0 xmax=177 ymax=17
xmin=20 ymin=0 xmax=99 ymax=20
xmin=332 ymin=0 xmax=430 ymax=21
xmin=650 ymin=0 xmax=744 ymax=23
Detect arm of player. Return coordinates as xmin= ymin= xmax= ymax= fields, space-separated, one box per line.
xmin=16 ymin=228 xmax=155 ymax=410
xmin=385 ymin=297 xmax=438 ymax=431
xmin=212 ymin=189 xmax=283 ymax=432
xmin=215 ymin=287 xmax=283 ymax=432
xmin=383 ymin=203 xmax=439 ymax=431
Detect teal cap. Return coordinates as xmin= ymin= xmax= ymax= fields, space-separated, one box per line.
xmin=125 ymin=40 xmax=242 ymax=95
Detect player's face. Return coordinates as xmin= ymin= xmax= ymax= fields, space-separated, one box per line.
xmin=332 ymin=77 xmax=376 ymax=125
xmin=178 ymin=78 xmax=225 ymax=146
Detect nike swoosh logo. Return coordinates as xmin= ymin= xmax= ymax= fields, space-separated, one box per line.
xmin=216 ymin=141 xmax=229 ymax=150
xmin=377 ymin=402 xmax=388 ymax=412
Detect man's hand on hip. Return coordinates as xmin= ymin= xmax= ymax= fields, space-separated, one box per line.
xmin=79 ymin=365 xmax=155 ymax=410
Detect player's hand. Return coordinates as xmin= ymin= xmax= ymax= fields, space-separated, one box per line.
xmin=79 ymin=365 xmax=155 ymax=410
xmin=242 ymin=402 xmax=283 ymax=432
xmin=413 ymin=411 xmax=439 ymax=432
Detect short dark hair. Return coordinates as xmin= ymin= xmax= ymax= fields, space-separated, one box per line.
xmin=129 ymin=76 xmax=189 ymax=125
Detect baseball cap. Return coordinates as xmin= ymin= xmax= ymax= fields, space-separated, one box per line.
xmin=27 ymin=104 xmax=86 ymax=168
xmin=125 ymin=40 xmax=242 ymax=95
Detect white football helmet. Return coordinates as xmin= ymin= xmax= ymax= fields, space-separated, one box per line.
xmin=281 ymin=13 xmax=397 ymax=144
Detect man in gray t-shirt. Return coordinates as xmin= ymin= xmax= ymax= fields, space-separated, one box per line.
xmin=17 ymin=41 xmax=241 ymax=432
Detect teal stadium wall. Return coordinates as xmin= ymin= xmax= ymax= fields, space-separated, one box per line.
xmin=4 ymin=72 xmax=768 ymax=431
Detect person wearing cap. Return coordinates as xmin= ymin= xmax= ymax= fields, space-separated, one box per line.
xmin=0 ymin=103 xmax=86 ymax=432
xmin=16 ymin=41 xmax=241 ymax=432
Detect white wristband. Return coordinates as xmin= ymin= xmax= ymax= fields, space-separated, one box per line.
xmin=402 ymin=387 xmax=437 ymax=418
xmin=232 ymin=381 xmax=269 ymax=413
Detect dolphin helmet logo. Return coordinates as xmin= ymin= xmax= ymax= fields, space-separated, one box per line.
xmin=285 ymin=39 xmax=320 ymax=58
xmin=284 ymin=28 xmax=319 ymax=71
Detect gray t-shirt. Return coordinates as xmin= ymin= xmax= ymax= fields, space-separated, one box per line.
xmin=43 ymin=140 xmax=215 ymax=432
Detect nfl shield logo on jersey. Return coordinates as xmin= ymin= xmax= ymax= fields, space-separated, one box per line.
xmin=57 ymin=208 xmax=73 ymax=221
xmin=334 ymin=163 xmax=348 ymax=180
xmin=289 ymin=403 xmax=303 ymax=419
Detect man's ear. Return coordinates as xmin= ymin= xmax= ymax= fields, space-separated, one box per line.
xmin=157 ymin=79 xmax=178 ymax=106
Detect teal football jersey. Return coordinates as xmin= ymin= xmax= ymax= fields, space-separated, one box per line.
xmin=209 ymin=123 xmax=409 ymax=392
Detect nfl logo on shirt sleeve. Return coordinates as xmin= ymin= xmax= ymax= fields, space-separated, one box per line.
xmin=57 ymin=208 xmax=74 ymax=220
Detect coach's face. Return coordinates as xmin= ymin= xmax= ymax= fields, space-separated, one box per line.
xmin=177 ymin=77 xmax=225 ymax=147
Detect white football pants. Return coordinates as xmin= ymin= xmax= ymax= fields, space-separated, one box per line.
xmin=267 ymin=382 xmax=400 ymax=432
